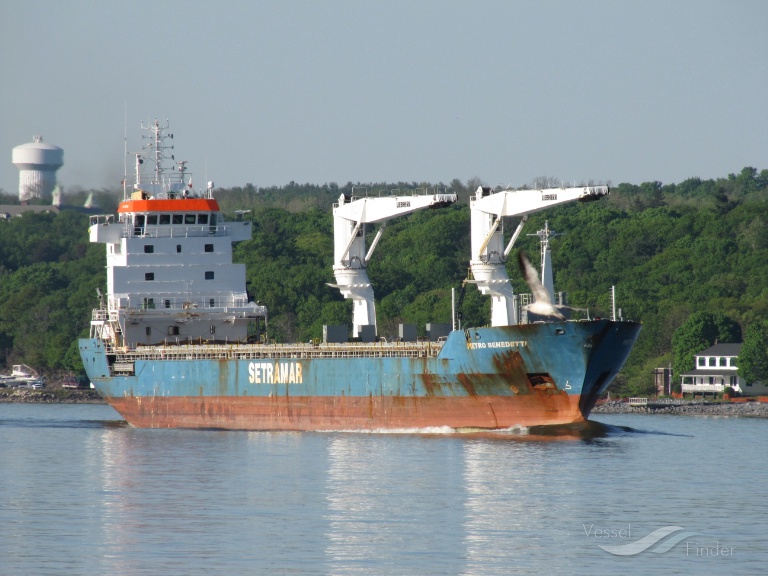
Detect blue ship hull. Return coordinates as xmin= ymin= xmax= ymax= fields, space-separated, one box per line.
xmin=79 ymin=320 xmax=641 ymax=430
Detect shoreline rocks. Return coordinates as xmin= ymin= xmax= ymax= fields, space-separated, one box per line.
xmin=0 ymin=389 xmax=105 ymax=404
xmin=593 ymin=399 xmax=768 ymax=417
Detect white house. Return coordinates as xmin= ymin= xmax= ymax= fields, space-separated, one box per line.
xmin=680 ymin=343 xmax=768 ymax=397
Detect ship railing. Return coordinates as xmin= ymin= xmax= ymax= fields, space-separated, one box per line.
xmin=89 ymin=214 xmax=115 ymax=226
xmin=91 ymin=309 xmax=110 ymax=321
xmin=104 ymin=295 xmax=254 ymax=312
xmin=121 ymin=224 xmax=234 ymax=239
xmin=112 ymin=340 xmax=444 ymax=362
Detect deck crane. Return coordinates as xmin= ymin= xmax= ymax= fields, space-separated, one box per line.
xmin=469 ymin=184 xmax=608 ymax=326
xmin=331 ymin=190 xmax=457 ymax=338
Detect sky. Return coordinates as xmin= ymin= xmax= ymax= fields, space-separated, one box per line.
xmin=1 ymin=0 xmax=766 ymax=197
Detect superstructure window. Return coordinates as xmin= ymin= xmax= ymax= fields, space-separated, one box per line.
xmin=164 ymin=299 xmax=171 ymax=309
xmin=172 ymin=214 xmax=183 ymax=224
xmin=144 ymin=245 xmax=154 ymax=253
xmin=209 ymin=298 xmax=215 ymax=307
xmin=145 ymin=272 xmax=155 ymax=281
xmin=177 ymin=245 xmax=182 ymax=253
xmin=160 ymin=214 xmax=171 ymax=225
xmin=205 ymin=244 xmax=214 ymax=253
xmin=205 ymin=271 xmax=214 ymax=280
xmin=185 ymin=214 xmax=196 ymax=224
xmin=147 ymin=215 xmax=158 ymax=225
xmin=198 ymin=214 xmax=209 ymax=225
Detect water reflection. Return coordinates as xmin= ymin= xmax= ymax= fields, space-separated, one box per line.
xmin=461 ymin=440 xmax=550 ymax=574
xmin=324 ymin=434 xmax=466 ymax=575
xmin=89 ymin=428 xmax=331 ymax=575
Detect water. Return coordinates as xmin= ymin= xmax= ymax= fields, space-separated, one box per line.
xmin=0 ymin=404 xmax=765 ymax=575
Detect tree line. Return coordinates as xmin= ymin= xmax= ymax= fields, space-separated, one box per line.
xmin=1 ymin=167 xmax=768 ymax=395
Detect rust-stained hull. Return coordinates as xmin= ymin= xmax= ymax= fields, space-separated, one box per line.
xmin=80 ymin=320 xmax=642 ymax=431
xmin=106 ymin=393 xmax=584 ymax=430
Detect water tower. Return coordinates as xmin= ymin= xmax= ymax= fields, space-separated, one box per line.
xmin=12 ymin=135 xmax=64 ymax=203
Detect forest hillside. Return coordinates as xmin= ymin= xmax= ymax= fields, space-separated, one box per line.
xmin=1 ymin=167 xmax=767 ymax=396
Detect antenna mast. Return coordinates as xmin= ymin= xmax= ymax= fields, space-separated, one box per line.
xmin=140 ymin=118 xmax=175 ymax=185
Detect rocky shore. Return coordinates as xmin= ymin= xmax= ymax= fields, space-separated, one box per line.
xmin=0 ymin=389 xmax=104 ymax=403
xmin=593 ymin=399 xmax=768 ymax=417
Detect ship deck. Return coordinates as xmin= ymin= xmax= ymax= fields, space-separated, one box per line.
xmin=111 ymin=339 xmax=445 ymax=363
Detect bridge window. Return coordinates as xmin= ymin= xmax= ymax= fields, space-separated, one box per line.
xmin=147 ymin=214 xmax=158 ymax=225
xmin=185 ymin=214 xmax=196 ymax=224
xmin=172 ymin=214 xmax=183 ymax=224
xmin=159 ymin=214 xmax=171 ymax=225
xmin=134 ymin=215 xmax=145 ymax=235
xmin=198 ymin=214 xmax=209 ymax=224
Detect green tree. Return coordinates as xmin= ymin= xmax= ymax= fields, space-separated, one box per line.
xmin=738 ymin=319 xmax=768 ymax=384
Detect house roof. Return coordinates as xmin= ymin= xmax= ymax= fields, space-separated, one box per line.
xmin=697 ymin=343 xmax=742 ymax=357
xmin=680 ymin=369 xmax=739 ymax=377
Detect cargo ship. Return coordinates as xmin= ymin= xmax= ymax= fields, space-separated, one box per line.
xmin=79 ymin=119 xmax=640 ymax=430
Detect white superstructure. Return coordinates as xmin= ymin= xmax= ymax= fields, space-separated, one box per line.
xmin=87 ymin=120 xmax=266 ymax=348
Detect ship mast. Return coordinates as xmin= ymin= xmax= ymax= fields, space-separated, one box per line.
xmin=141 ymin=118 xmax=175 ymax=186
xmin=527 ymin=221 xmax=562 ymax=302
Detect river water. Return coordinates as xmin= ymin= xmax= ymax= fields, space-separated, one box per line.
xmin=0 ymin=404 xmax=764 ymax=575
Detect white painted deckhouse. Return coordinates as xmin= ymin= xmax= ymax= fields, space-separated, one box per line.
xmin=87 ymin=119 xmax=266 ymax=348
